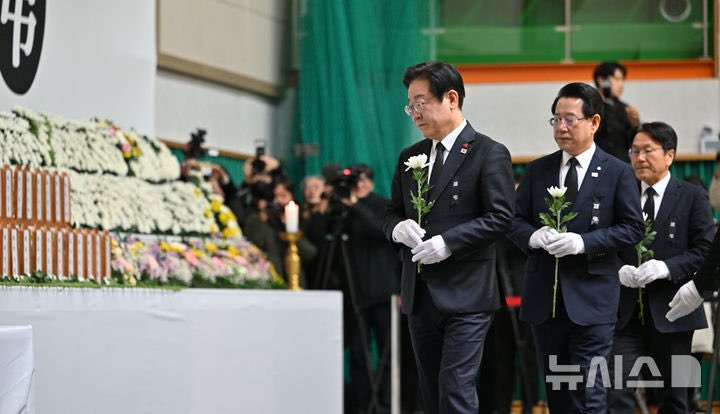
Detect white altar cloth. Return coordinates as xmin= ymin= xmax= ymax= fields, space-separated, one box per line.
xmin=0 ymin=287 xmax=342 ymax=414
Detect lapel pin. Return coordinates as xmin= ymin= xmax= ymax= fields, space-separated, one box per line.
xmin=453 ymin=181 xmax=459 ymax=187
xmin=591 ymin=172 xmax=599 ymax=177
xmin=597 ymin=166 xmax=602 ymax=171
xmin=460 ymin=143 xmax=469 ymax=154
xmin=452 ymin=195 xmax=459 ymax=200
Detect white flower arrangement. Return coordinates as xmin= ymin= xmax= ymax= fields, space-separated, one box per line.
xmin=0 ymin=110 xmax=52 ymax=167
xmin=124 ymin=132 xmax=180 ymax=182
xmin=69 ymin=171 xmax=215 ymax=235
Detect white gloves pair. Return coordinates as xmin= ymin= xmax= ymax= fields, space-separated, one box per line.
xmin=392 ymin=219 xmax=452 ymax=265
xmin=528 ymin=226 xmax=585 ymax=257
xmin=618 ymin=260 xmax=670 ymax=288
xmin=619 ymin=261 xmax=704 ymax=322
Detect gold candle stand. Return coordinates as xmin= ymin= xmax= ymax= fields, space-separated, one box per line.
xmin=280 ymin=231 xmax=303 ymax=291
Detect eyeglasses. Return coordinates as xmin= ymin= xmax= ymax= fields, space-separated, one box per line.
xmin=548 ymin=116 xmax=587 ymax=128
xmin=404 ymin=102 xmax=425 ymax=116
xmin=628 ymin=147 xmax=664 ymax=158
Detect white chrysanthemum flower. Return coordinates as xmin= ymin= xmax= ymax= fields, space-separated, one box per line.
xmin=547 ymin=186 xmax=567 ymax=198
xmin=404 ymin=154 xmax=430 ymax=171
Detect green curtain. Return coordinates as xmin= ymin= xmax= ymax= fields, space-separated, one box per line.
xmin=293 ymin=0 xmax=429 ymax=197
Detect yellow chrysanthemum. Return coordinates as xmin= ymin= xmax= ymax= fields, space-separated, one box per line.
xmin=160 ymin=241 xmax=171 ymax=251
xmin=227 ymin=245 xmax=240 ymax=257
xmin=205 ymin=242 xmax=218 ymax=254
xmin=204 ymin=208 xmax=213 ymax=218
xmin=210 ymin=223 xmax=219 ymax=233
xmin=222 ymin=227 xmax=240 ymax=239
xmin=190 ymin=248 xmax=205 ymax=258
xmin=132 ymin=147 xmax=142 ymax=157
xmin=170 ymin=242 xmax=187 ymax=252
xmin=269 ymin=264 xmax=284 ymax=285
xmin=218 ymin=211 xmax=231 ymax=225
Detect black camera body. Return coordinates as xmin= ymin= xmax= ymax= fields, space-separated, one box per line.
xmin=251 ymin=140 xmax=267 ymax=175
xmin=323 ymin=165 xmax=359 ymax=201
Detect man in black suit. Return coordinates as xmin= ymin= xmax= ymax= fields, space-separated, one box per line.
xmin=666 ymin=227 xmax=720 ymax=321
xmin=607 ymin=122 xmax=715 ymax=412
xmin=508 ymin=82 xmax=644 ymax=413
xmin=384 ymin=61 xmax=515 ymax=413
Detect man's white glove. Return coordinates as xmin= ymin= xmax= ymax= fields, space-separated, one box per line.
xmin=545 ymin=232 xmax=585 ymax=258
xmin=392 ymin=219 xmax=426 ymax=249
xmin=618 ymin=265 xmax=641 ymax=288
xmin=528 ymin=226 xmax=559 ymax=250
xmin=411 ymin=235 xmax=452 ymax=265
xmin=634 ymin=259 xmax=670 ymax=286
xmin=666 ymin=281 xmax=703 ymax=322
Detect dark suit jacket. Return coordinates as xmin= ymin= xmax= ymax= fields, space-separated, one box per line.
xmin=694 ymin=227 xmax=720 ymax=294
xmin=508 ymin=147 xmax=644 ymax=326
xmin=383 ymin=123 xmax=515 ymax=314
xmin=617 ymin=177 xmax=714 ymax=332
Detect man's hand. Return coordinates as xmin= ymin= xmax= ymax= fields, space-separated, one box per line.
xmin=545 ymin=232 xmax=585 ymax=257
xmin=626 ymin=105 xmax=640 ymax=129
xmin=618 ymin=265 xmax=641 ymax=288
xmin=634 ymin=259 xmax=670 ymax=286
xmin=411 ymin=235 xmax=452 ymax=265
xmin=392 ymin=219 xmax=426 ymax=249
xmin=528 ymin=226 xmax=558 ymax=250
xmin=666 ymin=281 xmax=704 ymax=322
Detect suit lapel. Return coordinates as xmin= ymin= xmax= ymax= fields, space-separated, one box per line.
xmin=543 ymin=151 xmax=563 ymax=195
xmin=654 ymin=176 xmax=679 ymax=226
xmin=405 ymin=139 xmax=433 ymax=209
xmin=428 ymin=123 xmax=476 ymax=201
xmin=573 ymin=149 xmax=608 ymax=211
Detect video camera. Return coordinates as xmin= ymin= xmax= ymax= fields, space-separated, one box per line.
xmin=322 ymin=164 xmax=359 ymax=201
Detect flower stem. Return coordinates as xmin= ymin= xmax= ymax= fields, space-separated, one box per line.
xmin=637 ymin=251 xmax=644 ymax=325
xmin=552 ymin=257 xmax=558 ymax=318
xmin=417 ymin=178 xmax=422 ymax=274
xmin=552 ymin=209 xmax=561 ymax=318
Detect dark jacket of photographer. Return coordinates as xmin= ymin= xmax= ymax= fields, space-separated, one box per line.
xmin=345 ymin=192 xmax=401 ymax=308
xmin=595 ymin=99 xmax=634 ymax=163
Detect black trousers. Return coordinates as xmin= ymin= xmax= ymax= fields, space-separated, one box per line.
xmin=531 ymin=297 xmax=615 ymax=414
xmin=408 ymin=280 xmax=494 ymax=414
xmin=608 ymin=302 xmax=694 ymax=414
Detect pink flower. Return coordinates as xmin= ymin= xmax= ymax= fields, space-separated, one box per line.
xmin=184 ymin=252 xmax=200 ymax=267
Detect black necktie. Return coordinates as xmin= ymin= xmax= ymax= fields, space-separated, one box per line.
xmin=564 ymin=157 xmax=579 ymax=203
xmin=643 ymin=187 xmax=656 ymax=222
xmin=429 ymin=142 xmax=445 ymax=189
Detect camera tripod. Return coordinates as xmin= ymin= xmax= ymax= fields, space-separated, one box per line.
xmin=315 ymin=210 xmax=390 ymax=414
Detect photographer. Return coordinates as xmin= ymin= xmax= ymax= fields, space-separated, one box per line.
xmin=320 ymin=163 xmax=400 ymax=413
xmin=233 ymin=151 xmax=282 ymax=227
xmin=243 ymin=177 xmax=317 ymax=283
xmin=180 ymin=128 xmax=237 ymax=200
xmin=593 ymin=61 xmax=640 ymax=162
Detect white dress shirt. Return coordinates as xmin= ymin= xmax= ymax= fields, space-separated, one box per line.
xmin=428 ymin=119 xmax=467 ymax=179
xmin=560 ymin=143 xmax=596 ymax=191
xmin=640 ymin=171 xmax=671 ymax=218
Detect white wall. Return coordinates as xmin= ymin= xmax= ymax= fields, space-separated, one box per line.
xmin=464 ymin=78 xmax=720 ymax=158
xmin=0 ymin=0 xmax=155 ymax=134
xmin=154 ymin=69 xmax=277 ymax=155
